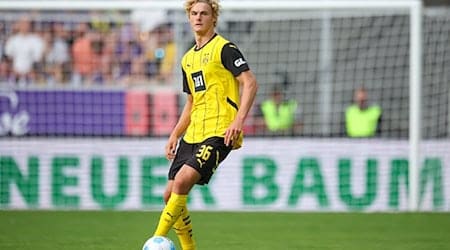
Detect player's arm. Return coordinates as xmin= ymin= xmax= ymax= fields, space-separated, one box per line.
xmin=225 ymin=70 xmax=258 ymax=146
xmin=165 ymin=69 xmax=193 ymax=160
xmin=221 ymin=43 xmax=258 ymax=146
xmin=165 ymin=94 xmax=192 ymax=159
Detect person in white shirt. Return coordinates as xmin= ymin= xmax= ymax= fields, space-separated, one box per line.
xmin=5 ymin=17 xmax=45 ymax=85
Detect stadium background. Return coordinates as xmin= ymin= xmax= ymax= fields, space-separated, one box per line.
xmin=1 ymin=0 xmax=449 ymax=212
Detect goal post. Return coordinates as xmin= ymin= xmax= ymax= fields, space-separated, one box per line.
xmin=408 ymin=1 xmax=423 ymax=212
xmin=1 ymin=0 xmax=441 ymax=212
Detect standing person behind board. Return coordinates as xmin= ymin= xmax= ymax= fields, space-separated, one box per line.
xmin=345 ymin=87 xmax=382 ymax=137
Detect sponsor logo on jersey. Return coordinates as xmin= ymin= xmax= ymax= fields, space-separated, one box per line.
xmin=234 ymin=58 xmax=246 ymax=67
xmin=191 ymin=71 xmax=206 ymax=92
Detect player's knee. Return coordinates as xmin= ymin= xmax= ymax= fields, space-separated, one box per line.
xmin=172 ymin=180 xmax=190 ymax=194
xmin=163 ymin=181 xmax=174 ymax=204
xmin=163 ymin=190 xmax=171 ymax=204
xmin=172 ymin=177 xmax=196 ymax=195
xmin=172 ymin=166 xmax=200 ymax=194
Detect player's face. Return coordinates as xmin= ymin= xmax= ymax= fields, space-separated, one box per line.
xmin=188 ymin=2 xmax=216 ymax=36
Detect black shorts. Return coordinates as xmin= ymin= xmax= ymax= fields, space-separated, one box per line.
xmin=169 ymin=137 xmax=233 ymax=185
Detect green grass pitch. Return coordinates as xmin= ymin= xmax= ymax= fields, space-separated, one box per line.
xmin=1 ymin=211 xmax=449 ymax=250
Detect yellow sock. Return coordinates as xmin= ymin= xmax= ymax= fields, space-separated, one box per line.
xmin=154 ymin=193 xmax=187 ymax=236
xmin=173 ymin=207 xmax=196 ymax=250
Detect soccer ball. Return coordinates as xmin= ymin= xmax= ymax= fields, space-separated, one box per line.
xmin=142 ymin=236 xmax=176 ymax=250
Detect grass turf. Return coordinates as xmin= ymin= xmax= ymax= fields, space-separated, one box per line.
xmin=1 ymin=211 xmax=449 ymax=250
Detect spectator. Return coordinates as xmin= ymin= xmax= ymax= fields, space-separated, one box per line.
xmin=0 ymin=56 xmax=13 ymax=84
xmin=154 ymin=23 xmax=176 ymax=83
xmin=44 ymin=22 xmax=71 ymax=84
xmin=260 ymin=86 xmax=301 ymax=135
xmin=4 ymin=17 xmax=46 ymax=85
xmin=345 ymin=87 xmax=382 ymax=138
xmin=99 ymin=31 xmax=117 ymax=85
xmin=114 ymin=23 xmax=146 ymax=85
xmin=71 ymin=22 xmax=101 ymax=85
xmin=144 ymin=23 xmax=176 ymax=84
xmin=0 ymin=20 xmax=6 ymax=59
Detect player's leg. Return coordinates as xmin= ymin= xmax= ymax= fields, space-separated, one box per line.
xmin=163 ymin=180 xmax=174 ymax=204
xmin=153 ymin=139 xmax=198 ymax=249
xmin=173 ymin=205 xmax=195 ymax=250
xmin=159 ymin=179 xmax=196 ymax=250
xmin=154 ymin=137 xmax=231 ymax=249
xmin=171 ymin=137 xmax=233 ymax=249
xmin=154 ymin=165 xmax=200 ymax=237
xmin=170 ymin=167 xmax=199 ymax=250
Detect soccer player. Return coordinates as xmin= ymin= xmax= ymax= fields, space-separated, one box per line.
xmin=151 ymin=0 xmax=258 ymax=249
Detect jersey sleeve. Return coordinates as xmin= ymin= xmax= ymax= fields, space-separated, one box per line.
xmin=221 ymin=42 xmax=250 ymax=77
xmin=182 ymin=68 xmax=191 ymax=94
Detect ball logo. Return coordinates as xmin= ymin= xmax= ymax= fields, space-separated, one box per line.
xmin=0 ymin=91 xmax=30 ymax=136
xmin=234 ymin=58 xmax=246 ymax=67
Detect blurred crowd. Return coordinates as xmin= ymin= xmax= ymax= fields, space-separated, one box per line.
xmin=0 ymin=11 xmax=176 ymax=87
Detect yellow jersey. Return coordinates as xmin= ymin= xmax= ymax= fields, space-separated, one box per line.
xmin=181 ymin=34 xmax=250 ymax=149
xmin=345 ymin=104 xmax=382 ymax=137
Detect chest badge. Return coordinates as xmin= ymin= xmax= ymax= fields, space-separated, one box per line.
xmin=202 ymin=53 xmax=210 ymax=65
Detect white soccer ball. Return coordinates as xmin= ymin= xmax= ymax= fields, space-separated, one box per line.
xmin=142 ymin=236 xmax=176 ymax=250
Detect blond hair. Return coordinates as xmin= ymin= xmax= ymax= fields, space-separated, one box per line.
xmin=185 ymin=0 xmax=220 ymax=26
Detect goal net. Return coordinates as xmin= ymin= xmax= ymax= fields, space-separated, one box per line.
xmin=1 ymin=0 xmax=449 ymax=211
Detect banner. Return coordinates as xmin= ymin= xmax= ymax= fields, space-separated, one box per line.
xmin=1 ymin=138 xmax=449 ymax=211
xmin=0 ymin=90 xmax=125 ymax=136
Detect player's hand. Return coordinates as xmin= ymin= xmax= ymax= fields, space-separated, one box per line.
xmin=224 ymin=120 xmax=243 ymax=147
xmin=165 ymin=136 xmax=178 ymax=160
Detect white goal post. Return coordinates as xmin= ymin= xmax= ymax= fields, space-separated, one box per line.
xmin=0 ymin=0 xmax=426 ymax=211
